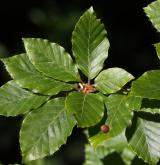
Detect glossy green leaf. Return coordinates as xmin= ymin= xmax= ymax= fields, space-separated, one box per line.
xmin=89 ymin=95 xmax=139 ymax=148
xmin=95 ymin=68 xmax=134 ymax=94
xmin=23 ymin=38 xmax=80 ymax=82
xmin=72 ymin=7 xmax=109 ymax=79
xmin=20 ymin=97 xmax=76 ymax=162
xmin=144 ymin=0 xmax=160 ymax=32
xmin=0 ymin=81 xmax=48 ymax=116
xmin=2 ymin=54 xmax=74 ymax=95
xmin=65 ymin=92 xmax=104 ymax=127
xmin=105 ymin=94 xmax=133 ymax=137
xmin=131 ymin=70 xmax=160 ymax=100
xmin=129 ymin=118 xmax=160 ymax=165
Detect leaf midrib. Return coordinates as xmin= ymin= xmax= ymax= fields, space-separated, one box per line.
xmin=87 ymin=13 xmax=91 ymax=79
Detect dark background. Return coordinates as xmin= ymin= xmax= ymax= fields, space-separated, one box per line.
xmin=0 ymin=0 xmax=160 ymax=164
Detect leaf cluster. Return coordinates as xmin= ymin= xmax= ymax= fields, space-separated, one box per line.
xmin=1 ymin=2 xmax=160 ymax=165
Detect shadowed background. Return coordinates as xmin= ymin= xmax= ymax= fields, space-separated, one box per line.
xmin=0 ymin=0 xmax=159 ymax=164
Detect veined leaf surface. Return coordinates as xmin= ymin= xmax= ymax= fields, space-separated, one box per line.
xmin=65 ymin=92 xmax=104 ymax=127
xmin=0 ymin=81 xmax=48 ymax=116
xmin=129 ymin=118 xmax=160 ymax=165
xmin=2 ymin=54 xmax=74 ymax=95
xmin=23 ymin=38 xmax=80 ymax=82
xmin=20 ymin=97 xmax=76 ymax=162
xmin=72 ymin=7 xmax=109 ymax=79
xmin=95 ymin=68 xmax=134 ymax=94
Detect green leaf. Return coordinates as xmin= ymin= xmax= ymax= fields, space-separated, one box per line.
xmin=140 ymin=99 xmax=160 ymax=114
xmin=131 ymin=70 xmax=160 ymax=100
xmin=105 ymin=94 xmax=133 ymax=137
xmin=85 ymin=131 xmax=128 ymax=164
xmin=2 ymin=54 xmax=74 ymax=95
xmin=95 ymin=68 xmax=134 ymax=94
xmin=65 ymin=92 xmax=104 ymax=127
xmin=140 ymin=108 xmax=160 ymax=114
xmin=89 ymin=132 xmax=109 ymax=148
xmin=23 ymin=38 xmax=80 ymax=82
xmin=129 ymin=118 xmax=160 ymax=165
xmin=20 ymin=97 xmax=76 ymax=162
xmin=0 ymin=81 xmax=48 ymax=116
xmin=125 ymin=95 xmax=142 ymax=111
xmin=155 ymin=43 xmax=160 ymax=60
xmin=83 ymin=144 xmax=103 ymax=165
xmin=98 ymin=131 xmax=128 ymax=151
xmin=89 ymin=129 xmax=127 ymax=148
xmin=88 ymin=95 xmax=139 ymax=148
xmin=72 ymin=7 xmax=109 ymax=79
xmin=121 ymin=147 xmax=136 ymax=165
xmin=144 ymin=0 xmax=160 ymax=32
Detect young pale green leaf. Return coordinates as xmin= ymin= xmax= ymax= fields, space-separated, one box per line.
xmin=89 ymin=129 xmax=127 ymax=149
xmin=83 ymin=144 xmax=103 ymax=165
xmin=72 ymin=7 xmax=109 ymax=80
xmin=23 ymin=38 xmax=80 ymax=82
xmin=89 ymin=132 xmax=109 ymax=148
xmin=20 ymin=97 xmax=76 ymax=163
xmin=2 ymin=54 xmax=74 ymax=95
xmin=98 ymin=131 xmax=128 ymax=151
xmin=105 ymin=94 xmax=133 ymax=137
xmin=144 ymin=0 xmax=160 ymax=32
xmin=121 ymin=147 xmax=136 ymax=165
xmin=0 ymin=81 xmax=48 ymax=116
xmin=65 ymin=92 xmax=104 ymax=127
xmin=131 ymin=70 xmax=160 ymax=100
xmin=86 ymin=131 xmax=128 ymax=164
xmin=89 ymin=95 xmax=140 ymax=148
xmin=155 ymin=43 xmax=160 ymax=60
xmin=140 ymin=108 xmax=160 ymax=114
xmin=138 ymin=98 xmax=160 ymax=114
xmin=95 ymin=68 xmax=134 ymax=94
xmin=129 ymin=118 xmax=160 ymax=165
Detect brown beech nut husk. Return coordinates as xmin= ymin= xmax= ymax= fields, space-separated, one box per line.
xmin=100 ymin=124 xmax=110 ymax=133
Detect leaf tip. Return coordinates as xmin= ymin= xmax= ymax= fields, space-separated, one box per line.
xmin=88 ymin=6 xmax=94 ymax=13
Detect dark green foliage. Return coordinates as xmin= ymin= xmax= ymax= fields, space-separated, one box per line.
xmin=0 ymin=1 xmax=160 ymax=164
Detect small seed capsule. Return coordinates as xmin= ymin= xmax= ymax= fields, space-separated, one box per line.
xmin=100 ymin=124 xmax=109 ymax=133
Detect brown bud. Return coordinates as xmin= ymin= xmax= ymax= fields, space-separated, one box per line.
xmin=100 ymin=124 xmax=110 ymax=133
